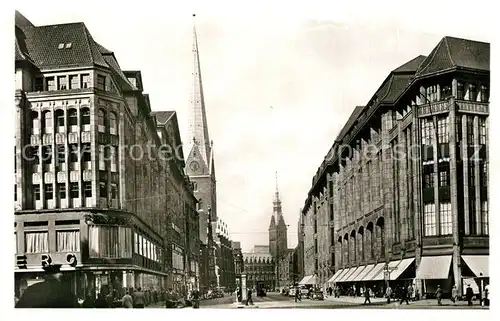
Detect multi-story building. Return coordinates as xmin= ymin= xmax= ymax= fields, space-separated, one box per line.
xmin=303 ymin=36 xmax=489 ymax=297
xmin=242 ymin=246 xmax=276 ymax=290
xmin=295 ymin=213 xmax=305 ymax=282
xmin=277 ymin=249 xmax=295 ymax=287
xmin=232 ymin=241 xmax=244 ymax=288
xmin=152 ymin=111 xmax=200 ymax=293
xmin=184 ymin=16 xmax=218 ymax=292
xmin=214 ymin=217 xmax=236 ymax=291
xmin=14 ymin=11 xmax=199 ymax=299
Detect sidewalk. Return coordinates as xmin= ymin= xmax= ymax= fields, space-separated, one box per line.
xmin=324 ymin=296 xmax=489 ymax=309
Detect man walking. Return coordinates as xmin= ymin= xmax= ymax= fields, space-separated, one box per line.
xmin=363 ymin=286 xmax=371 ymax=305
xmin=294 ymin=286 xmax=301 ymax=303
xmin=399 ymin=284 xmax=409 ymax=305
xmin=246 ymin=288 xmax=253 ymax=306
xmin=385 ymin=285 xmax=393 ymax=304
xmin=466 ymin=284 xmax=474 ymax=306
xmin=436 ymin=285 xmax=443 ymax=306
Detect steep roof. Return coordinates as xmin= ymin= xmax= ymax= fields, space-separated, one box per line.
xmin=336 ymin=106 xmax=364 ymax=141
xmin=21 ymin=22 xmax=109 ymax=69
xmin=152 ymin=111 xmax=175 ymax=125
xmin=416 ymin=36 xmax=489 ymax=77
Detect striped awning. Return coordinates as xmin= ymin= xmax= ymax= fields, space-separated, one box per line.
xmin=356 ymin=264 xmax=375 ymax=281
xmin=328 ymin=269 xmax=344 ymax=283
xmin=390 ymin=258 xmax=415 ymax=280
xmin=372 ymin=260 xmax=399 ymax=281
xmin=347 ymin=266 xmax=368 ymax=282
xmin=345 ymin=266 xmax=363 ymax=282
xmin=334 ymin=269 xmax=351 ymax=283
xmin=337 ymin=267 xmax=356 ymax=282
xmin=298 ymin=275 xmax=313 ymax=285
xmin=362 ymin=263 xmax=385 ymax=281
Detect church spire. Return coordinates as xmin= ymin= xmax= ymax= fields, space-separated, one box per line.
xmin=273 ymin=171 xmax=282 ymax=212
xmin=188 ymin=13 xmax=211 ymax=166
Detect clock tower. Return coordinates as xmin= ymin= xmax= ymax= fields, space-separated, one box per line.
xmin=185 ymin=14 xmax=218 ymax=290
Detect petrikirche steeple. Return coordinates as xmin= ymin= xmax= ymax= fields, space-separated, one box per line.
xmin=187 ymin=13 xmax=212 ymax=170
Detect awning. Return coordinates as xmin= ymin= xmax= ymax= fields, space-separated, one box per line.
xmin=372 ymin=260 xmax=399 ymax=281
xmin=362 ymin=263 xmax=385 ymax=281
xmin=337 ymin=267 xmax=356 ymax=282
xmin=349 ymin=265 xmax=368 ymax=282
xmin=334 ymin=269 xmax=351 ymax=283
xmin=346 ymin=266 xmax=363 ymax=282
xmin=298 ymin=275 xmax=313 ymax=285
xmin=308 ymin=275 xmax=318 ymax=285
xmin=356 ymin=264 xmax=375 ymax=281
xmin=415 ymin=255 xmax=452 ymax=280
xmin=390 ymin=258 xmax=415 ymax=280
xmin=462 ymin=255 xmax=489 ymax=277
xmin=328 ymin=269 xmax=344 ymax=283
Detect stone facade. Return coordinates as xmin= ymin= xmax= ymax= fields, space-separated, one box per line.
xmin=242 ymin=246 xmax=276 ymax=290
xmin=14 ymin=11 xmax=199 ymax=299
xmin=303 ymin=37 xmax=489 ymax=297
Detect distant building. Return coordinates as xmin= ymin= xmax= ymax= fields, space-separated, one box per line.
xmin=242 ymin=246 xmax=276 ymax=289
xmin=302 ymin=36 xmax=489 ymax=297
xmin=214 ymin=217 xmax=236 ymax=290
xmin=232 ymin=242 xmax=244 ymax=289
xmin=277 ymin=249 xmax=295 ymax=287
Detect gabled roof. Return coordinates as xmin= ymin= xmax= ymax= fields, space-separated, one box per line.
xmin=152 ymin=111 xmax=175 ymax=125
xmin=21 ymin=22 xmax=109 ymax=69
xmin=416 ymin=36 xmax=489 ymax=77
xmin=393 ymin=55 xmax=426 ymax=73
xmin=336 ymin=106 xmax=364 ymax=141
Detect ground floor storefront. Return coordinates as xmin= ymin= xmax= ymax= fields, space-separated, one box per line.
xmin=15 ymin=267 xmax=167 ymax=302
xmin=326 ymin=254 xmax=489 ymax=299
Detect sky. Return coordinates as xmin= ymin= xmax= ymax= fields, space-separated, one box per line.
xmin=10 ymin=0 xmax=493 ymax=252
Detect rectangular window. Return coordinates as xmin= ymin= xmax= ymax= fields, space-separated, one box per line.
xmin=423 ymin=165 xmax=434 ymax=188
xmin=99 ymin=145 xmax=106 ymax=170
xmin=438 ymin=162 xmax=450 ymax=187
xmin=455 ymin=116 xmax=462 ymax=142
xmin=479 ymin=118 xmax=486 ymax=145
xmin=34 ymin=77 xmax=43 ymax=91
xmin=70 ymin=182 xmax=79 ymax=198
xmin=69 ymin=75 xmax=79 ymax=89
xmin=481 ymin=201 xmax=489 ymax=235
xmin=25 ymin=231 xmax=49 ymax=253
xmin=33 ymin=184 xmax=41 ymax=201
xmin=46 ymin=77 xmax=56 ymax=91
xmin=437 ymin=116 xmax=449 ymax=144
xmin=99 ymin=182 xmax=107 ymax=198
xmin=134 ymin=232 xmax=139 ymax=254
xmin=439 ymin=202 xmax=452 ymax=235
xmin=110 ymin=183 xmax=118 ymax=199
xmin=81 ymin=74 xmax=90 ymax=88
xmin=468 ymin=84 xmax=477 ymax=101
xmin=56 ymin=230 xmax=80 ymax=252
xmin=69 ymin=145 xmax=78 ymax=163
xmin=441 ymin=85 xmax=452 ymax=100
xmin=97 ymin=75 xmax=106 ymax=90
xmin=481 ymin=162 xmax=488 ymax=187
xmin=84 ymin=182 xmax=92 ymax=198
xmin=480 ymin=85 xmax=489 ymax=102
xmin=423 ymin=203 xmax=437 ymax=236
xmin=88 ymin=226 xmax=132 ymax=258
xmin=457 ymin=82 xmax=464 ymax=100
xmin=469 ymin=198 xmax=477 ymax=235
xmin=468 ymin=164 xmax=476 ymax=187
xmin=110 ymin=147 xmax=117 ymax=172
xmin=467 ymin=116 xmax=474 ymax=145
xmin=44 ymin=184 xmax=53 ymax=200
xmin=57 ymin=183 xmax=66 ymax=199
xmin=421 ymin=119 xmax=434 ymax=146
xmin=57 ymin=76 xmax=67 ymax=90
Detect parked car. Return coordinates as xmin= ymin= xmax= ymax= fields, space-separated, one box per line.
xmin=288 ymin=288 xmax=296 ymax=297
xmin=311 ymin=291 xmax=324 ymax=301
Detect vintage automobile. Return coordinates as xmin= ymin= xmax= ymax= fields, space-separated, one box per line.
xmin=288 ymin=287 xmax=296 ymax=297
xmin=311 ymin=291 xmax=324 ymax=301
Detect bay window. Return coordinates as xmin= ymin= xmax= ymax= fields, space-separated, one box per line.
xmin=88 ymin=225 xmax=132 ymax=258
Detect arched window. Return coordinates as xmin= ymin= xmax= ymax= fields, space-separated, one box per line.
xmin=68 ymin=109 xmax=78 ymax=133
xmin=98 ymin=109 xmax=106 ymax=133
xmin=109 ymin=112 xmax=117 ymax=135
xmin=81 ymin=108 xmax=90 ymax=125
xmin=31 ymin=111 xmax=39 ymax=134
xmin=42 ymin=111 xmax=52 ymax=134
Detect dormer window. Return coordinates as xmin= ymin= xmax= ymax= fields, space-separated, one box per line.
xmin=58 ymin=76 xmax=67 ymax=90
xmin=65 ymin=43 xmax=72 ymax=49
xmin=97 ymin=75 xmax=106 ymax=91
xmin=58 ymin=43 xmax=65 ymax=49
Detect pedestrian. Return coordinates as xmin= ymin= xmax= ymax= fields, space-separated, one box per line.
xmin=94 ymin=292 xmax=108 ymax=308
xmin=363 ymin=287 xmax=371 ymax=305
xmin=82 ymin=292 xmax=95 ymax=308
xmin=466 ymin=284 xmax=474 ymax=306
xmin=16 ymin=264 xmax=79 ymax=308
xmin=435 ymin=285 xmax=443 ymax=306
xmin=134 ymin=287 xmax=145 ymax=308
xmin=407 ymin=284 xmax=414 ymax=302
xmin=192 ymin=289 xmax=200 ymax=309
xmin=122 ymin=290 xmax=133 ymax=308
xmin=246 ymin=288 xmax=253 ymax=305
xmin=451 ymin=285 xmax=458 ymax=305
xmin=294 ymin=286 xmax=302 ymax=302
xmin=399 ymin=284 xmax=409 ymax=305
xmin=385 ymin=286 xmax=393 ymax=304
xmin=484 ymin=284 xmax=489 ymax=306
